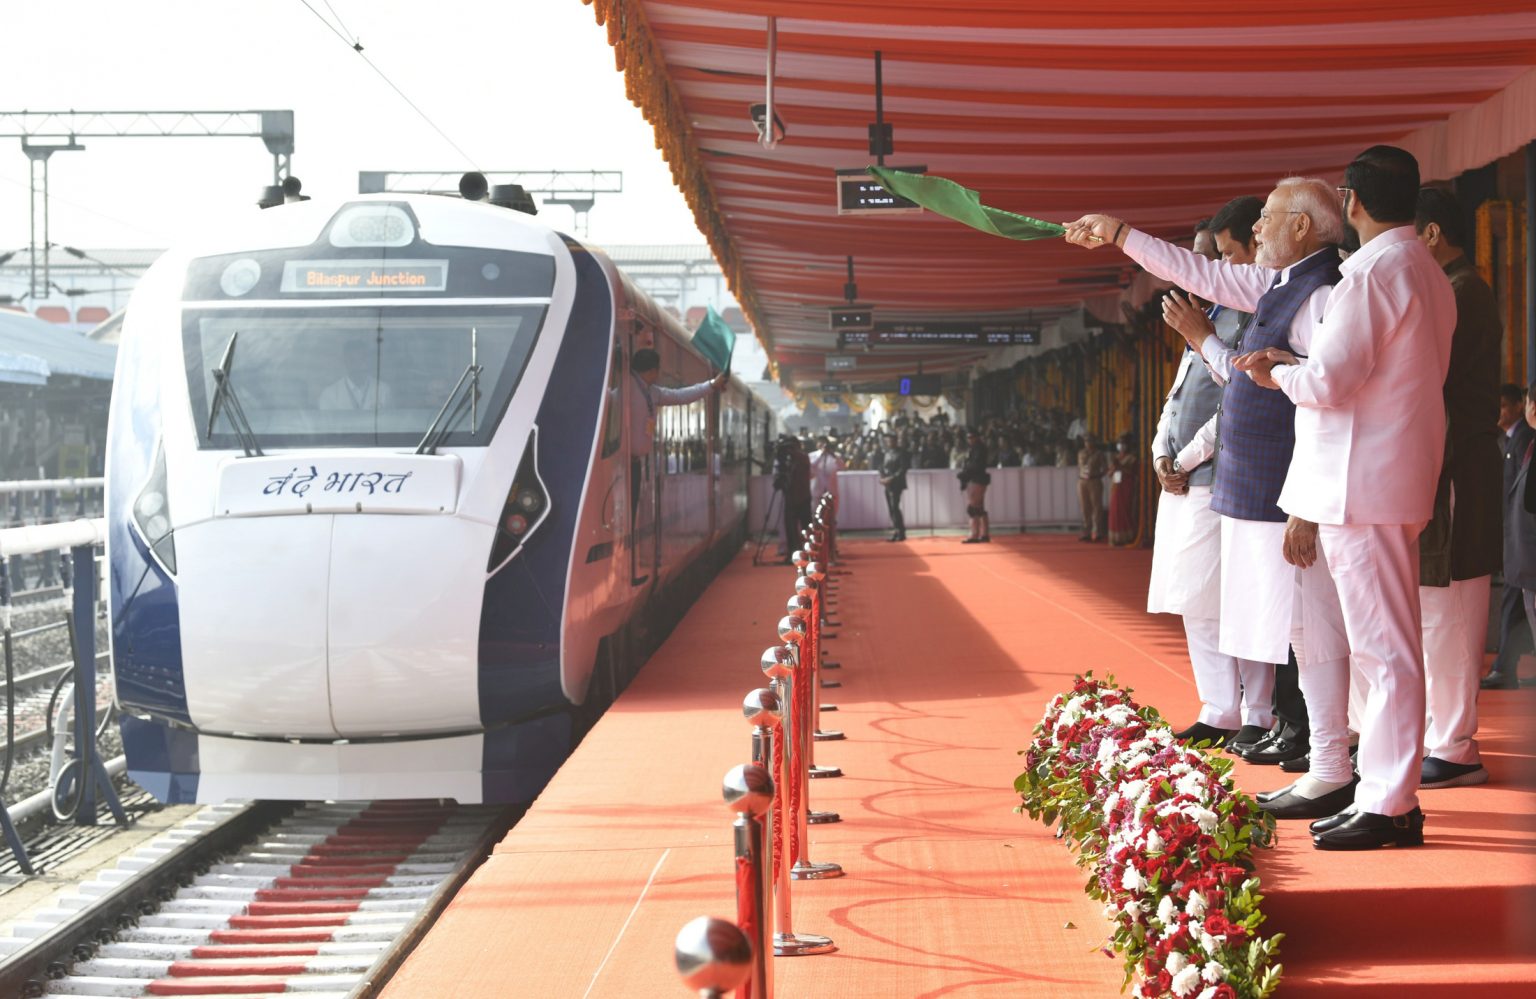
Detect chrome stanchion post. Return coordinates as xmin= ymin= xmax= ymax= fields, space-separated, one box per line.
xmin=780 ymin=612 xmax=842 ymax=882
xmin=723 ymin=763 xmax=774 ymax=998
xmin=802 ymin=566 xmax=843 ymax=746
xmin=759 ymin=645 xmax=834 ymax=956
xmin=675 ymin=916 xmax=753 ymax=998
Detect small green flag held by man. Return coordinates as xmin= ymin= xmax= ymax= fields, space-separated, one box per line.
xmin=867 ymin=166 xmax=1066 ymax=242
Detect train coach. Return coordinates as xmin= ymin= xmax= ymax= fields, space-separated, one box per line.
xmin=105 ymin=190 xmax=773 ymax=804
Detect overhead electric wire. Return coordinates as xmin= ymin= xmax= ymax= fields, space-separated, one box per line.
xmin=295 ymin=0 xmax=481 ymax=171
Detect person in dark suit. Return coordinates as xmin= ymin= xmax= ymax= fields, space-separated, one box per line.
xmin=878 ymin=431 xmax=910 ymax=541
xmin=1413 ymin=187 xmax=1504 ymax=788
xmin=1501 ymin=389 xmax=1536 ymax=691
xmin=1487 ymin=383 xmax=1533 ymax=688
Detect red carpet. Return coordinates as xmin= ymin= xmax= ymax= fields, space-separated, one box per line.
xmin=381 ymin=536 xmax=1536 ymax=996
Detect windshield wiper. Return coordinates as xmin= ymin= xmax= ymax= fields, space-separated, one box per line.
xmin=206 ymin=331 xmax=264 ymax=457
xmin=416 ymin=326 xmax=482 ymax=455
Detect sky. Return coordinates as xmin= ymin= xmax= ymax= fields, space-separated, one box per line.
xmin=0 ymin=0 xmax=709 ymax=251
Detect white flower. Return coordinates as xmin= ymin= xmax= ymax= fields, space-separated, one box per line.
xmin=1202 ymin=961 xmax=1225 ymax=984
xmin=1146 ymin=829 xmax=1164 ymax=853
xmin=1122 ymin=899 xmax=1143 ymax=917
xmin=1184 ymin=805 xmax=1218 ymax=833
xmin=1201 ymin=931 xmax=1220 ymax=954
xmin=1103 ymin=792 xmax=1121 ymax=820
xmin=1175 ymin=771 xmax=1207 ymax=799
xmin=1123 ymin=751 xmax=1151 ymax=772
xmin=1171 ymin=965 xmax=1203 ymax=997
xmin=1169 ymin=762 xmax=1192 ymax=777
xmin=1098 ymin=739 xmax=1121 ymax=766
xmin=1121 ymin=779 xmax=1147 ymax=805
xmin=1157 ymin=894 xmax=1177 ymax=925
xmin=1121 ymin=865 xmax=1145 ymax=892
xmin=1165 ymin=950 xmax=1188 ymax=975
xmin=1185 ymin=894 xmax=1207 ymax=919
xmin=1196 ymin=989 xmax=1218 ymax=999
xmin=1129 ymin=738 xmax=1155 ymax=754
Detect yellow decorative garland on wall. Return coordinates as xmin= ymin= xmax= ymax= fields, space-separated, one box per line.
xmin=584 ymin=0 xmax=774 ymax=368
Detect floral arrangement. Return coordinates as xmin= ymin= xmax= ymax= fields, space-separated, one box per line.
xmin=1016 ymin=674 xmax=1282 ymax=998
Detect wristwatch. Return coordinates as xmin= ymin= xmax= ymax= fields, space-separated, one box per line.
xmin=1172 ymin=460 xmax=1185 ymax=475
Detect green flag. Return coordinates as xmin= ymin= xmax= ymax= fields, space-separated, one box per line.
xmin=866 ymin=167 xmax=1066 ymax=242
xmin=692 ymin=305 xmax=736 ymax=373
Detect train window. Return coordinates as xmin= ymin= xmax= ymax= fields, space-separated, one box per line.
xmin=600 ymin=338 xmax=623 ymax=459
xmin=184 ymin=304 xmax=547 ymax=449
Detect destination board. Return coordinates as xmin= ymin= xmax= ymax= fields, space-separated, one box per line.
xmin=281 ymin=259 xmax=449 ymax=293
xmin=840 ymin=321 xmax=1040 ymax=347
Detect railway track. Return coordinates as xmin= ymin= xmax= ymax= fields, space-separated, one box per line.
xmin=0 ymin=798 xmax=515 ymax=997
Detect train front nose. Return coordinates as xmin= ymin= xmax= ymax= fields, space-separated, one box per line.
xmin=174 ymin=453 xmax=490 ymax=739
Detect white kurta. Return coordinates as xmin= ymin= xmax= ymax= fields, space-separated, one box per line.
xmin=1147 ymin=485 xmax=1221 ymax=617
xmin=1218 ymin=517 xmax=1292 ymax=663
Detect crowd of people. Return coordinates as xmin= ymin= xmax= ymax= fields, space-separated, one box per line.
xmin=775 ymin=408 xmax=1143 ymax=545
xmin=1063 ymin=143 xmax=1518 ymax=852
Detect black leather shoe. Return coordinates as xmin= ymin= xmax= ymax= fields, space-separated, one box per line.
xmin=1228 ymin=729 xmax=1276 ymax=757
xmin=1241 ymin=734 xmax=1309 ymax=766
xmin=962 ymin=538 xmax=981 ymax=544
xmin=1173 ymin=722 xmax=1238 ymax=746
xmin=1229 ymin=725 xmax=1269 ymax=753
xmin=1309 ymin=805 xmax=1357 ymax=834
xmin=1279 ymin=751 xmax=1311 ymax=774
xmin=1420 ymin=756 xmax=1489 ymax=788
xmin=1312 ymin=807 xmax=1425 ymax=850
xmin=1480 ymin=671 xmax=1518 ymax=690
xmin=1257 ymin=778 xmax=1357 ymax=819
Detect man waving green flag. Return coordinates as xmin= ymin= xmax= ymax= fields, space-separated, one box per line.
xmin=867 ymin=167 xmax=1065 ymax=242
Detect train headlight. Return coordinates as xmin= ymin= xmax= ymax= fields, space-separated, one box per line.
xmin=219 ymin=258 xmax=261 ymax=297
xmin=488 ymin=429 xmax=550 ymax=573
xmin=132 ymin=443 xmax=177 ymax=574
xmin=329 ymin=204 xmax=415 ymax=248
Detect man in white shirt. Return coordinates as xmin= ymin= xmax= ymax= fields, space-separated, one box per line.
xmin=1238 ymin=145 xmax=1456 ymax=850
xmin=1065 ymin=178 xmax=1357 ymax=823
xmin=808 ymin=436 xmax=844 ymax=560
xmin=319 ymin=339 xmax=395 ymax=411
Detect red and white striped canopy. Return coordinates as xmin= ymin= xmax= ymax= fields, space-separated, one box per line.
xmin=585 ymin=0 xmax=1536 ymax=382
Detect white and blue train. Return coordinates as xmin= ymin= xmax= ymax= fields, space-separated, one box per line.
xmin=106 ymin=192 xmax=773 ymax=804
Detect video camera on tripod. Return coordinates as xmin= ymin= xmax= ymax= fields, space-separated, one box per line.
xmin=770 ymin=434 xmax=799 ymax=493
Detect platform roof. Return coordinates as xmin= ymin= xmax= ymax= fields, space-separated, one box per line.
xmin=583 ymin=0 xmax=1536 ymax=382
xmin=0 ymin=309 xmax=117 ymax=384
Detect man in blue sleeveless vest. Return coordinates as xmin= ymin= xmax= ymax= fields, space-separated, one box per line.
xmin=1145 ymin=201 xmax=1274 ymax=748
xmin=1240 ymin=146 xmax=1457 ymax=849
xmin=1065 ymin=177 xmax=1357 ymax=822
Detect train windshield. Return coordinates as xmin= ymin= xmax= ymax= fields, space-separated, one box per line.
xmin=183 ymin=304 xmax=547 ymax=449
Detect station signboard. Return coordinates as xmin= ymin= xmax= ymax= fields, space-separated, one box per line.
xmin=839 ymin=321 xmax=1041 ymax=347
xmin=834 ymin=166 xmax=924 ymax=216
xmin=825 ymin=354 xmax=857 ymax=372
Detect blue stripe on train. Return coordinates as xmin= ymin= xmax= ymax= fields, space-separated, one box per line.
xmin=478 ymin=241 xmax=612 ymax=801
xmin=106 ymin=313 xmax=191 ymax=725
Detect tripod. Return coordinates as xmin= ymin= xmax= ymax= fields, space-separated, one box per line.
xmin=752 ymin=485 xmax=784 ymax=567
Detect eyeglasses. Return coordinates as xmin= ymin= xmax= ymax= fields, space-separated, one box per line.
xmin=1336 ymin=186 xmax=1353 ymax=205
xmin=1257 ymin=210 xmax=1304 ymax=223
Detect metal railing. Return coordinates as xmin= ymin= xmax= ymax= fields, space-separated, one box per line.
xmin=0 ymin=518 xmax=126 ymax=874
xmin=675 ymin=493 xmax=845 ymax=997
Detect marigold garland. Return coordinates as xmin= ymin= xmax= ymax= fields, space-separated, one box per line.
xmin=1016 ymin=674 xmax=1283 ymax=998
xmin=583 ymin=0 xmax=774 ymax=367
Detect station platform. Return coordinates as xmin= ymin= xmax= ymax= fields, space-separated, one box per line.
xmin=381 ymin=536 xmax=1536 ymax=997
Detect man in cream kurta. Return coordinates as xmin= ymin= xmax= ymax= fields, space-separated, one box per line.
xmin=1240 ymin=146 xmax=1456 ymax=849
xmin=1146 ymin=212 xmax=1273 ymax=745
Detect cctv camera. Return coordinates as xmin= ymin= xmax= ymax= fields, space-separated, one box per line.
xmin=748 ymin=103 xmax=786 ymax=144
